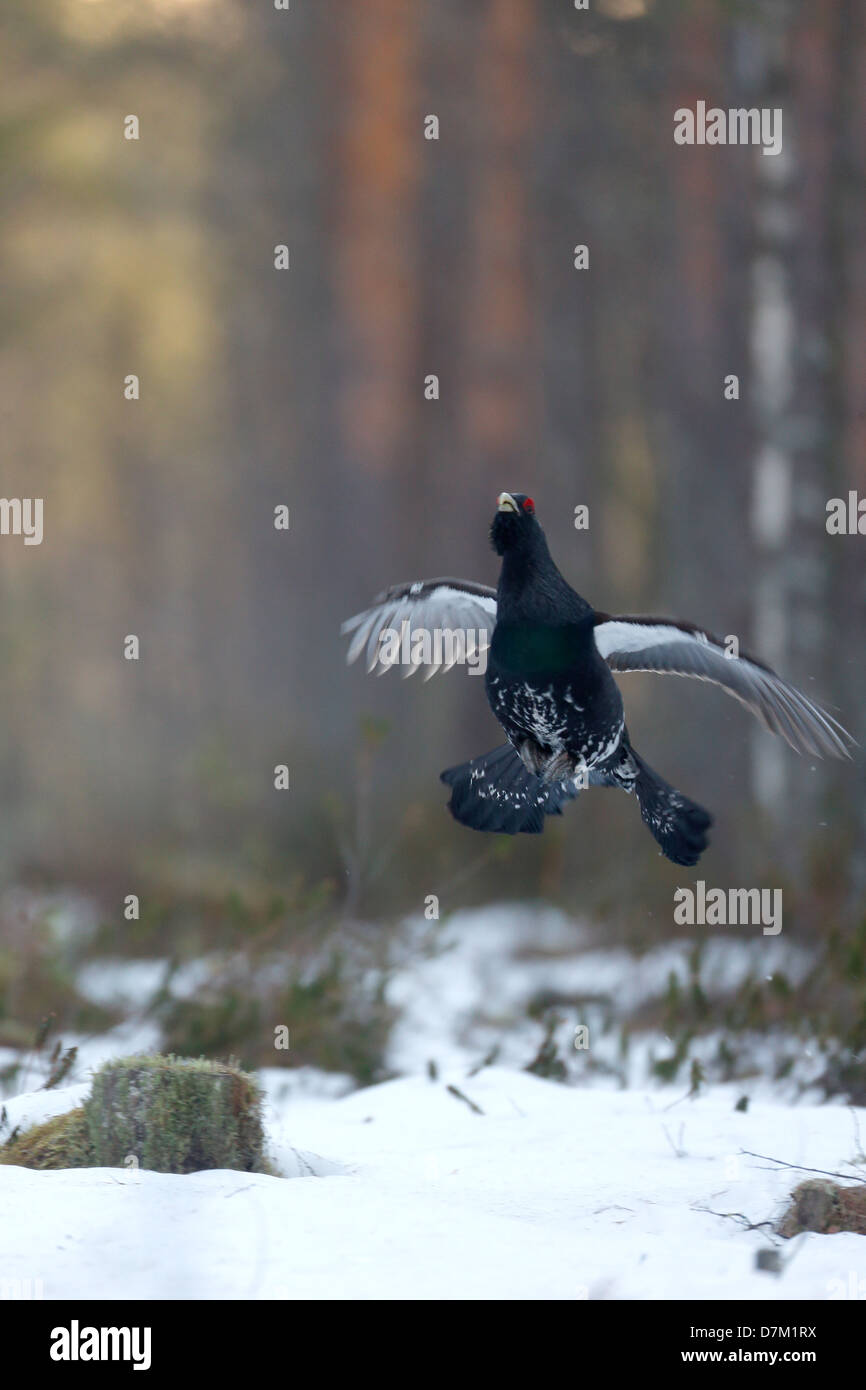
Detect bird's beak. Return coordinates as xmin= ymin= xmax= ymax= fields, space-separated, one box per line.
xmin=497 ymin=492 xmax=518 ymax=513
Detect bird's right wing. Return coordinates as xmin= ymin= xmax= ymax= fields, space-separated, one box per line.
xmin=341 ymin=578 xmax=497 ymax=679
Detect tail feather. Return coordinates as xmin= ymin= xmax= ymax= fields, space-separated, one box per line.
xmin=440 ymin=744 xmax=580 ymax=835
xmin=630 ymin=748 xmax=712 ymax=867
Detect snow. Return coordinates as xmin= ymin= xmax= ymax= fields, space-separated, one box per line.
xmin=385 ymin=905 xmax=821 ymax=1095
xmin=2 ymin=1067 xmax=866 ymax=1300
xmin=3 ymin=902 xmax=822 ymax=1100
xmin=1 ymin=901 xmax=863 ymax=1300
xmin=0 ymin=1082 xmax=92 ymax=1135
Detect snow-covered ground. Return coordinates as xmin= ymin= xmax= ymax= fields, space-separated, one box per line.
xmin=1 ymin=901 xmax=864 ymax=1300
xmin=2 ymin=901 xmax=825 ymax=1098
xmin=2 ymin=1067 xmax=866 ymax=1300
xmin=385 ymin=905 xmax=823 ymax=1094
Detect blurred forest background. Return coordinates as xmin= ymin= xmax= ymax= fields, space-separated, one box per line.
xmin=0 ymin=0 xmax=864 ymax=1089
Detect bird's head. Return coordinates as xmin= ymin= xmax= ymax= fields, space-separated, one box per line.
xmin=490 ymin=491 xmax=538 ymax=556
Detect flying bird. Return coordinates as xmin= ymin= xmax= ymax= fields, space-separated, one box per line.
xmin=342 ymin=493 xmax=853 ymax=865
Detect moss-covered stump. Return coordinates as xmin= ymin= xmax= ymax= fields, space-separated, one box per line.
xmin=0 ymin=1108 xmax=91 ymax=1169
xmin=87 ymin=1055 xmax=266 ymax=1173
xmin=0 ymin=1055 xmax=267 ymax=1175
xmin=778 ymin=1179 xmax=866 ymax=1237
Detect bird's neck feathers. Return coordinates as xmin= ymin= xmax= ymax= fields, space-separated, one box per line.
xmin=497 ymin=529 xmax=592 ymax=626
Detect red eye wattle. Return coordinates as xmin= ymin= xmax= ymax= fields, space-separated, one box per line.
xmin=523 ymin=498 xmax=535 ymax=513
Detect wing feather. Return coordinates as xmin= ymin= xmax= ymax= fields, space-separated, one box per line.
xmin=594 ymin=615 xmax=854 ymax=759
xmin=342 ymin=578 xmax=497 ymax=677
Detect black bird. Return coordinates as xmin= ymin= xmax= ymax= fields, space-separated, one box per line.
xmin=342 ymin=492 xmax=853 ymax=865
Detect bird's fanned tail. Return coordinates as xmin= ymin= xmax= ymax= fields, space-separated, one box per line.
xmin=440 ymin=744 xmax=580 ymax=835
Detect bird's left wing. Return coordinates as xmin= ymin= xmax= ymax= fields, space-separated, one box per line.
xmin=593 ymin=614 xmax=854 ymax=758
xmin=342 ymin=578 xmax=497 ymax=679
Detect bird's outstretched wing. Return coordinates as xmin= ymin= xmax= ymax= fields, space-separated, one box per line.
xmin=593 ymin=615 xmax=854 ymax=759
xmin=341 ymin=578 xmax=497 ymax=678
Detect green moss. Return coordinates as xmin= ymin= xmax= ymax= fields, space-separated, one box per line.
xmin=0 ymin=1108 xmax=91 ymax=1169
xmin=86 ymin=1054 xmax=266 ymax=1174
xmin=1 ymin=1054 xmax=268 ymax=1175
